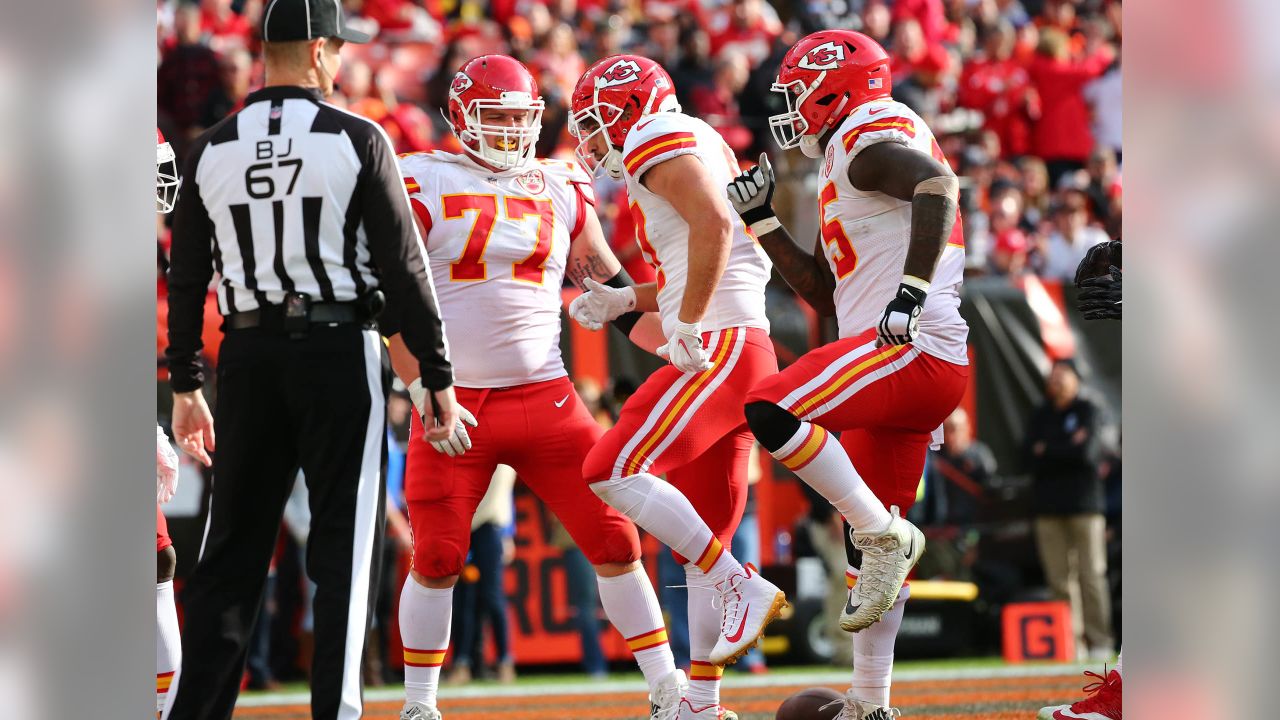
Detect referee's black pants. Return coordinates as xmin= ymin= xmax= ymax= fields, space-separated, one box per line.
xmin=166 ymin=323 xmax=388 ymax=720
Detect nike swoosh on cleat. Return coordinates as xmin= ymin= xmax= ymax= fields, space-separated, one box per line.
xmin=904 ymin=532 xmax=916 ymax=561
xmin=554 ymin=394 xmax=570 ymax=408
xmin=845 ymin=597 xmax=860 ymax=615
xmin=725 ymin=604 xmax=751 ymax=642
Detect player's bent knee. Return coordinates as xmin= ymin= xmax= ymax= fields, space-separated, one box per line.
xmin=592 ymin=560 xmax=641 ymax=578
xmin=157 ymin=546 xmax=177 ymax=584
xmin=589 ymin=474 xmax=651 ymax=517
xmin=410 ymin=569 xmax=459 ymax=589
xmin=744 ymin=400 xmax=801 ymax=452
xmin=412 ymin=548 xmax=466 ymax=586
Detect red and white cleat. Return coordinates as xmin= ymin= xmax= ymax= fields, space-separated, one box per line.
xmin=1038 ymin=669 xmax=1122 ymax=720
xmin=707 ymin=564 xmax=788 ymax=666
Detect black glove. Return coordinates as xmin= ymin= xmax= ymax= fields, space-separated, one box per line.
xmin=1077 ymin=266 xmax=1122 ymax=320
xmin=726 ymin=152 xmax=778 ymax=229
xmin=877 ymin=282 xmax=928 ymax=346
xmin=1074 ymin=239 xmax=1122 ymax=287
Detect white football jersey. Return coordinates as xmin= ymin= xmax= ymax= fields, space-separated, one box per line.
xmin=399 ymin=151 xmax=593 ymax=388
xmin=818 ymin=100 xmax=969 ymax=365
xmin=621 ymin=112 xmax=772 ymax=338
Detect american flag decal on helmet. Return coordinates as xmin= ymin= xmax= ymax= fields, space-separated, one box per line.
xmin=868 ymin=78 xmax=884 ymax=89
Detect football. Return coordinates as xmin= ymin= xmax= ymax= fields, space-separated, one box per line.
xmin=775 ymin=687 xmax=844 ymax=720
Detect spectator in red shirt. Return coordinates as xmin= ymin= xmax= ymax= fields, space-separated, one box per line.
xmin=958 ymin=21 xmax=1036 ymax=157
xmin=892 ymin=0 xmax=948 ymax=45
xmin=1027 ymin=28 xmax=1112 ymax=185
xmin=690 ymin=50 xmax=753 ymax=155
xmin=704 ymin=0 xmax=781 ymax=66
xmin=889 ymin=18 xmax=928 ymax=81
xmin=862 ymin=1 xmax=892 ymax=46
xmin=158 ymin=4 xmax=222 ymax=143
xmin=199 ymin=0 xmax=253 ymax=49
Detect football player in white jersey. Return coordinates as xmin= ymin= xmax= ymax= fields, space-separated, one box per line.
xmin=567 ymin=55 xmax=786 ymax=719
xmin=725 ymin=30 xmax=970 ymax=720
xmin=385 ymin=55 xmax=685 ymax=720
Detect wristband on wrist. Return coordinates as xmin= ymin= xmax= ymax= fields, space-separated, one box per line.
xmin=901 ymin=275 xmax=931 ymax=293
xmin=749 ymin=216 xmax=782 ymax=236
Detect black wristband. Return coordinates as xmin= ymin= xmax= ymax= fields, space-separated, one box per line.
xmin=896 ymin=282 xmax=928 ymax=307
xmin=603 ymin=269 xmax=633 ymax=290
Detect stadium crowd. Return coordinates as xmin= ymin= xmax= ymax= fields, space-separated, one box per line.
xmin=156 ymin=0 xmax=1121 ymax=683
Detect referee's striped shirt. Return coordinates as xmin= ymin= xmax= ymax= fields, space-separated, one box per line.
xmin=166 ymin=85 xmax=452 ymax=392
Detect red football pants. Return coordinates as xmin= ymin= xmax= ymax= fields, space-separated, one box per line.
xmin=747 ymin=329 xmax=968 ymax=513
xmin=583 ymin=327 xmax=778 ymax=561
xmin=405 ymin=376 xmax=641 ymax=578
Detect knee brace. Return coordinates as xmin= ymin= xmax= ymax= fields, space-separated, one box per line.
xmin=157 ymin=545 xmax=177 ymax=584
xmin=744 ymin=400 xmax=802 ymax=452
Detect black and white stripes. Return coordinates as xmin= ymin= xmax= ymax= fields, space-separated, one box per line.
xmin=188 ymin=89 xmax=374 ymax=313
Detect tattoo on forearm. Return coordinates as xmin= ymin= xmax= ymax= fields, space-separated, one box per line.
xmin=566 ymin=253 xmax=609 ymax=289
xmin=757 ymin=228 xmax=837 ymax=316
xmin=903 ymin=193 xmax=957 ymax=281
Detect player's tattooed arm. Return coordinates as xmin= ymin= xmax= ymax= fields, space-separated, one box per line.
xmin=755 ymin=227 xmax=838 ymax=316
xmin=847 ymin=142 xmax=957 ymax=283
xmin=566 ymin=207 xmax=660 ymax=312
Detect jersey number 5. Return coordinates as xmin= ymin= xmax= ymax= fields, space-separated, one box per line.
xmin=443 ymin=194 xmax=555 ymax=284
xmin=819 ymin=181 xmax=858 ymax=279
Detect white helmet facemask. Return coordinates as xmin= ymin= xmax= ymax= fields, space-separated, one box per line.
xmin=769 ymin=73 xmax=828 ymax=158
xmin=456 ymin=91 xmax=545 ymax=171
xmin=157 ymin=140 xmax=180 ymax=214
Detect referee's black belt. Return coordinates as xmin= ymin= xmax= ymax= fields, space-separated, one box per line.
xmin=225 ymin=301 xmax=369 ymax=331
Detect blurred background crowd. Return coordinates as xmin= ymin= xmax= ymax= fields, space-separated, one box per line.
xmin=156 ymin=0 xmax=1121 ymax=689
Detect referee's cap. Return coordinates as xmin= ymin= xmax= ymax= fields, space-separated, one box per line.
xmin=261 ymin=0 xmax=372 ymax=44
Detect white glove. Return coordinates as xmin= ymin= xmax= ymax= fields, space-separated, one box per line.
xmin=156 ymin=424 xmax=180 ymax=504
xmin=657 ymin=320 xmax=713 ymax=373
xmin=726 ymin=152 xmax=781 ymax=236
xmin=569 ymin=277 xmax=637 ymax=331
xmin=409 ymin=378 xmax=479 ymax=457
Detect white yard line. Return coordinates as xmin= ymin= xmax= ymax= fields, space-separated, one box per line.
xmin=236 ymin=662 xmax=1092 ymax=708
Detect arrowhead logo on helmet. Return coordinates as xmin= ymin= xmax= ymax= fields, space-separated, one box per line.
xmin=596 ymin=59 xmax=642 ymax=87
xmin=797 ymin=41 xmax=846 ymax=71
xmin=450 ymin=72 xmax=473 ymax=96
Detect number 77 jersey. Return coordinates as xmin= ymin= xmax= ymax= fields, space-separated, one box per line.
xmin=399 ymin=151 xmax=595 ymax=388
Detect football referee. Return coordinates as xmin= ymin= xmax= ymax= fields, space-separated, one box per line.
xmin=163 ymin=2 xmax=459 ymax=718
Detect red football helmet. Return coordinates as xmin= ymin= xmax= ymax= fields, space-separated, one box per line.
xmin=157 ymin=128 xmax=179 ymax=214
xmin=769 ymin=30 xmax=892 ymax=157
xmin=446 ymin=55 xmax=545 ymax=171
xmin=568 ymin=55 xmax=681 ymax=179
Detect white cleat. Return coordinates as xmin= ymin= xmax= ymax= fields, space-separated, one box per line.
xmin=841 ymin=507 xmax=924 ymax=633
xmin=649 ymin=669 xmax=688 ymax=720
xmin=821 ymin=691 xmax=901 ymax=720
xmin=400 ymin=701 xmax=443 ymax=720
xmin=677 ymin=698 xmax=739 ymax=719
xmin=707 ymin=563 xmax=788 ymax=666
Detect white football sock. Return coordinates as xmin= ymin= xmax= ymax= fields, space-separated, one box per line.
xmin=771 ymin=422 xmax=891 ymax=533
xmin=596 ymin=566 xmax=676 ymax=690
xmin=685 ymin=564 xmax=724 ymax=708
xmin=156 ymin=581 xmax=181 ymax=714
xmin=399 ymin=577 xmax=452 ymax=707
xmin=591 ymin=473 xmax=744 ymax=583
xmin=850 ymin=574 xmax=909 ymax=706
